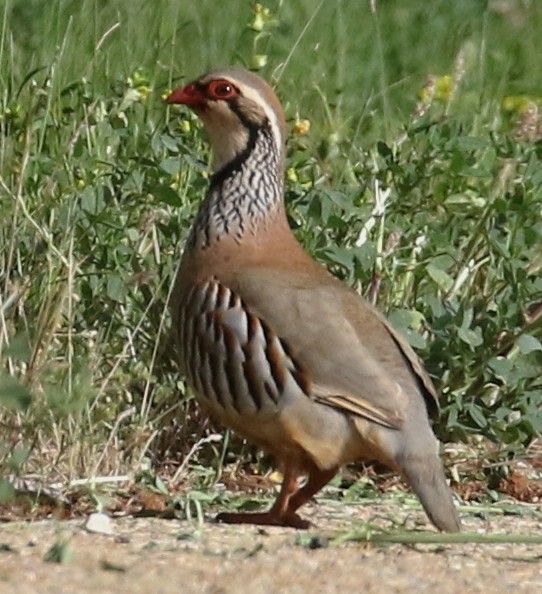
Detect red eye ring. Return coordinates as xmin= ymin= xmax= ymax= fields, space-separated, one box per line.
xmin=207 ymin=80 xmax=239 ymax=100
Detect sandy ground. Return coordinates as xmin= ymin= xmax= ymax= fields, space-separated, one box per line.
xmin=1 ymin=499 xmax=542 ymax=594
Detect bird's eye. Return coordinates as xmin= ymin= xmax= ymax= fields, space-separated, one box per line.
xmin=207 ymin=80 xmax=239 ymax=100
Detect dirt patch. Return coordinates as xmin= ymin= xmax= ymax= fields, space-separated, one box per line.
xmin=1 ymin=499 xmax=542 ymax=594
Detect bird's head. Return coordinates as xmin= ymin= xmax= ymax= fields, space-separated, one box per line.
xmin=166 ymin=68 xmax=286 ymax=172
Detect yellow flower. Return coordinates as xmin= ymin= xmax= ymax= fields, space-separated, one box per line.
xmin=286 ymin=168 xmax=298 ymax=183
xmin=419 ymin=87 xmax=433 ymax=103
xmin=255 ymin=3 xmax=270 ymax=17
xmin=251 ymin=13 xmax=264 ymax=31
xmin=251 ymin=54 xmax=268 ymax=70
xmin=136 ymin=85 xmax=151 ymax=100
xmin=251 ymin=3 xmax=271 ymax=31
xmin=293 ymin=118 xmax=311 ymax=136
xmin=0 ymin=104 xmax=22 ymax=123
xmin=435 ymin=75 xmax=454 ymax=102
xmin=502 ymin=95 xmax=541 ymax=114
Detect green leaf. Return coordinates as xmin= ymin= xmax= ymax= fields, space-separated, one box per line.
xmin=488 ymin=357 xmax=514 ymax=383
xmin=159 ymin=157 xmax=181 ymax=175
xmin=154 ymin=476 xmax=169 ymax=496
xmin=388 ymin=310 xmax=427 ymax=349
xmin=466 ymin=403 xmax=488 ymax=429
xmin=0 ymin=478 xmax=15 ymax=503
xmin=323 ymin=246 xmax=354 ymax=270
xmin=400 ymin=328 xmax=427 ymax=349
xmin=376 ymin=141 xmax=393 ymax=158
xmin=455 ymin=136 xmax=490 ymax=151
xmin=0 ymin=374 xmax=32 ymax=411
xmin=388 ymin=308 xmax=425 ymax=332
xmin=8 ymin=445 xmax=31 ymax=472
xmin=44 ymin=541 xmax=74 ymax=564
xmin=444 ymin=193 xmax=486 ymax=208
xmin=530 ymin=167 xmax=542 ymax=187
xmin=517 ymin=334 xmax=542 ymax=355
xmin=45 ymin=368 xmax=97 ymax=416
xmin=152 ymin=184 xmax=183 ymax=206
xmin=3 ymin=335 xmax=32 ymax=363
xmin=458 ymin=326 xmax=483 ymax=347
xmin=426 ymin=264 xmax=454 ymax=292
xmin=159 ymin=134 xmax=180 ymax=152
xmin=106 ymin=274 xmax=127 ymax=302
xmin=459 ymin=167 xmax=492 ymax=178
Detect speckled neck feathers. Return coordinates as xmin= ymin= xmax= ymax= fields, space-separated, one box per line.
xmin=188 ymin=123 xmax=284 ymax=249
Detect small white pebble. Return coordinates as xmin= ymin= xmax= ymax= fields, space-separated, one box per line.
xmin=85 ymin=513 xmax=114 ymax=536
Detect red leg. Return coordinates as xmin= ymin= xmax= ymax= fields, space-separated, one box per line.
xmin=215 ymin=463 xmax=309 ymax=528
xmin=286 ymin=466 xmax=338 ymax=515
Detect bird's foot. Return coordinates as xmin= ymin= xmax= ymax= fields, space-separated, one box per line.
xmin=215 ymin=510 xmax=311 ymax=529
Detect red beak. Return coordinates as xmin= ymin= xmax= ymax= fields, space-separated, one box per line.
xmin=165 ymin=83 xmax=205 ymax=109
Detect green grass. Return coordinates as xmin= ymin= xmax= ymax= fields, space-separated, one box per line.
xmin=0 ymin=0 xmax=541 ymax=499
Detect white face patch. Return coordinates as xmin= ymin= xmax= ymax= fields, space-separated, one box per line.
xmin=196 ymin=70 xmax=286 ymax=172
xmin=200 ymin=101 xmax=251 ymax=172
xmin=235 ymin=83 xmax=284 ymax=154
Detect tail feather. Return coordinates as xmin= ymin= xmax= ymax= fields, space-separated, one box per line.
xmin=400 ymin=452 xmax=461 ymax=532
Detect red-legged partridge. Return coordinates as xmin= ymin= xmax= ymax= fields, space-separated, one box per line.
xmin=166 ymin=68 xmax=461 ymax=532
